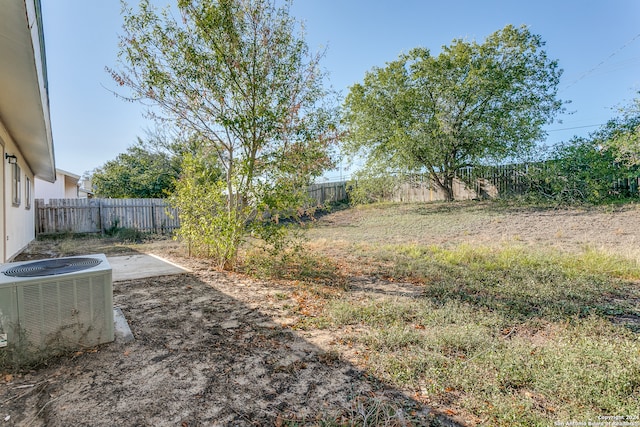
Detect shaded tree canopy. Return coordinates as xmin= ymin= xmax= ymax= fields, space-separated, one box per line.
xmin=343 ymin=25 xmax=564 ymax=201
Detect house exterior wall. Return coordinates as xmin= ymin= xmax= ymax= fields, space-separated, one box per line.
xmin=0 ymin=0 xmax=57 ymax=263
xmin=0 ymin=128 xmax=4 ymax=263
xmin=0 ymin=121 xmax=36 ymax=262
xmin=64 ymin=178 xmax=78 ymax=198
xmin=35 ymin=174 xmax=65 ymax=201
xmin=35 ymin=171 xmax=80 ymax=201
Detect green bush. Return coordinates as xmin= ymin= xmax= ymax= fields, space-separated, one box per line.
xmin=347 ymin=170 xmax=400 ymax=205
xmin=521 ymin=138 xmax=639 ymax=204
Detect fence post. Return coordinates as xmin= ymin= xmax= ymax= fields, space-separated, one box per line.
xmin=151 ymin=201 xmax=157 ymax=234
xmin=35 ymin=199 xmax=42 ymax=235
xmin=99 ymin=199 xmax=104 ymax=236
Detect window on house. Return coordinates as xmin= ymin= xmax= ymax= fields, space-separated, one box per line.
xmin=12 ymin=163 xmax=21 ymax=206
xmin=25 ymin=176 xmax=31 ymax=209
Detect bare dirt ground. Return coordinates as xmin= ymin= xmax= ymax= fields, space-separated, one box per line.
xmin=1 ymin=260 xmax=439 ymax=426
xmin=2 ymin=201 xmax=640 ymax=426
xmin=2 ymin=242 xmax=447 ymax=426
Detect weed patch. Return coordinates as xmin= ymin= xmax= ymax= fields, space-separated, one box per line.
xmin=324 ymin=297 xmax=640 ymax=426
xmin=354 ymin=243 xmax=640 ymax=324
xmin=317 ymin=239 xmax=640 ymax=426
xmin=241 ymin=244 xmax=347 ymax=291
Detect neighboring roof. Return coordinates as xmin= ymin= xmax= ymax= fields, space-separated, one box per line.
xmin=78 ymin=187 xmax=94 ymax=197
xmin=56 ymin=168 xmax=81 ymax=183
xmin=0 ymin=0 xmax=56 ymax=182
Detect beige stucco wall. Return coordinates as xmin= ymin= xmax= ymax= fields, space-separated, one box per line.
xmin=35 ymin=174 xmax=64 ymax=201
xmin=0 ymin=121 xmax=36 ymax=262
xmin=64 ymin=179 xmax=78 ymax=198
xmin=35 ymin=170 xmax=80 ymax=201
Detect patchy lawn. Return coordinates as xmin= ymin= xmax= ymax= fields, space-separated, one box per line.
xmin=2 ymin=200 xmax=640 ymax=426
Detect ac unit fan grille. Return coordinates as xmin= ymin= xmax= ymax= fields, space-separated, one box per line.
xmin=3 ymin=257 xmax=103 ymax=278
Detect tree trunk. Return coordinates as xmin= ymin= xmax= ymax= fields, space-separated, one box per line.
xmin=428 ymin=169 xmax=454 ymax=202
xmin=443 ymin=184 xmax=454 ymax=202
xmin=429 ymin=171 xmax=455 ymax=202
xmin=432 ymin=174 xmax=455 ymax=201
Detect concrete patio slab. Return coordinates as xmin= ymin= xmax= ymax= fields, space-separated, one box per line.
xmin=108 ymin=254 xmax=191 ymax=344
xmin=107 ymin=254 xmax=190 ymax=282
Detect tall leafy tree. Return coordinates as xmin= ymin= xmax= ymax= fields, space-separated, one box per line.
xmin=109 ymin=0 xmax=339 ymax=268
xmin=343 ymin=25 xmax=563 ymax=201
xmin=91 ymin=138 xmax=180 ymax=198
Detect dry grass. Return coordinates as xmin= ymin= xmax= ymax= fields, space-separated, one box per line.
xmin=302 ymin=201 xmax=640 ymax=426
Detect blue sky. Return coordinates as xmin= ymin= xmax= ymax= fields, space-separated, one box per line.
xmin=41 ymin=1 xmax=640 ymax=180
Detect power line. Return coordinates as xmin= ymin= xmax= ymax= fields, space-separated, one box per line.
xmin=547 ymin=124 xmax=604 ymax=132
xmin=562 ymin=32 xmax=640 ymax=91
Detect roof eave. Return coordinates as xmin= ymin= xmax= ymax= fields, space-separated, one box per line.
xmin=0 ymin=0 xmax=56 ymax=183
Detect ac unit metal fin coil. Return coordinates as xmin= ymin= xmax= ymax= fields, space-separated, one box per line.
xmin=3 ymin=257 xmax=102 ymax=277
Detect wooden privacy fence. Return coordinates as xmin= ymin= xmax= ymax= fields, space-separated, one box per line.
xmin=388 ymin=164 xmax=640 ymax=202
xmin=35 ymin=182 xmax=349 ymax=236
xmin=36 ymin=198 xmax=180 ymax=235
xmin=456 ymin=163 xmax=640 ymax=198
xmin=395 ymin=165 xmax=534 ymax=202
xmin=307 ymin=181 xmax=348 ymax=206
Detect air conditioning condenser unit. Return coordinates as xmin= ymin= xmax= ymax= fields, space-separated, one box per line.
xmin=0 ymin=254 xmax=113 ymax=366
